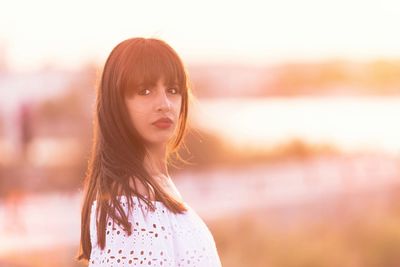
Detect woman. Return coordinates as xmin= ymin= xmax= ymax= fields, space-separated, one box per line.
xmin=76 ymin=37 xmax=222 ymax=267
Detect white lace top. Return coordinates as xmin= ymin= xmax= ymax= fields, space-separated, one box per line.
xmin=88 ymin=195 xmax=222 ymax=267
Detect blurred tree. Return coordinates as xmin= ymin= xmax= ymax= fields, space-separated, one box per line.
xmin=18 ymin=102 xmax=33 ymax=162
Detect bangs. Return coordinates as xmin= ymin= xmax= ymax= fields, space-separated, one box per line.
xmin=122 ymin=42 xmax=186 ymax=96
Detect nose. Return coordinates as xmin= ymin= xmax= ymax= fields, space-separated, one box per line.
xmin=156 ymin=88 xmax=172 ymax=112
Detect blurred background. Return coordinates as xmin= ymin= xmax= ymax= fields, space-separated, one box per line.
xmin=1 ymin=0 xmax=400 ymax=266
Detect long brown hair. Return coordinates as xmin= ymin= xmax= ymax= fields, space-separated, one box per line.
xmin=76 ymin=37 xmax=192 ymax=263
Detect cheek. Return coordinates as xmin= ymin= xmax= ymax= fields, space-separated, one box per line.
xmin=174 ymin=97 xmax=182 ymax=113
xmin=125 ymin=100 xmax=147 ymax=126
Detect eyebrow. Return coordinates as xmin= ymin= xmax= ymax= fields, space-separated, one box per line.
xmin=136 ymin=81 xmax=179 ymax=87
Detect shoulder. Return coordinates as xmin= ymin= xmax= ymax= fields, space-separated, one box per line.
xmin=114 ymin=176 xmax=156 ymax=201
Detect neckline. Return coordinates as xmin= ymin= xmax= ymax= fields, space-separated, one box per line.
xmin=92 ymin=194 xmax=187 ymax=205
xmin=119 ymin=195 xmax=164 ymax=205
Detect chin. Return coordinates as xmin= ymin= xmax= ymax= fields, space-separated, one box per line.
xmin=145 ymin=136 xmax=173 ymax=146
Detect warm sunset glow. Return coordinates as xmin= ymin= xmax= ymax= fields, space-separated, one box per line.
xmin=0 ymin=0 xmax=400 ymax=71
xmin=1 ymin=2 xmax=400 ymax=266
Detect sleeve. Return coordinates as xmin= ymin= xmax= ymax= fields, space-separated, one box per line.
xmin=88 ymin=198 xmax=177 ymax=267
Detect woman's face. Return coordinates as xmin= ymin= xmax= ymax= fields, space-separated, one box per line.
xmin=124 ymin=76 xmax=182 ymax=147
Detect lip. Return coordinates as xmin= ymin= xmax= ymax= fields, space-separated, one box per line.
xmin=152 ymin=117 xmax=173 ymax=129
xmin=152 ymin=117 xmax=173 ymax=124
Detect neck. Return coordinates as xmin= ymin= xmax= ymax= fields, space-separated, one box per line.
xmin=144 ymin=144 xmax=169 ymax=179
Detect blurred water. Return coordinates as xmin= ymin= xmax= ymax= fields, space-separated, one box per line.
xmin=191 ymin=96 xmax=400 ymax=154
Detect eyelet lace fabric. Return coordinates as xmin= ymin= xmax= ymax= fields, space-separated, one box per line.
xmin=88 ymin=195 xmax=222 ymax=267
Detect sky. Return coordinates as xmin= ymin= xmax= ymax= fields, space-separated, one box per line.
xmin=0 ymin=0 xmax=400 ymax=71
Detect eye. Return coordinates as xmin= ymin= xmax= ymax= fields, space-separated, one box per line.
xmin=138 ymin=88 xmax=151 ymax=95
xmin=168 ymin=87 xmax=180 ymax=94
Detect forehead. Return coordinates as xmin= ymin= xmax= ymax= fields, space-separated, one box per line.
xmin=137 ymin=75 xmax=178 ymax=86
xmin=122 ymin=44 xmax=185 ymax=95
xmin=126 ymin=64 xmax=181 ymax=88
